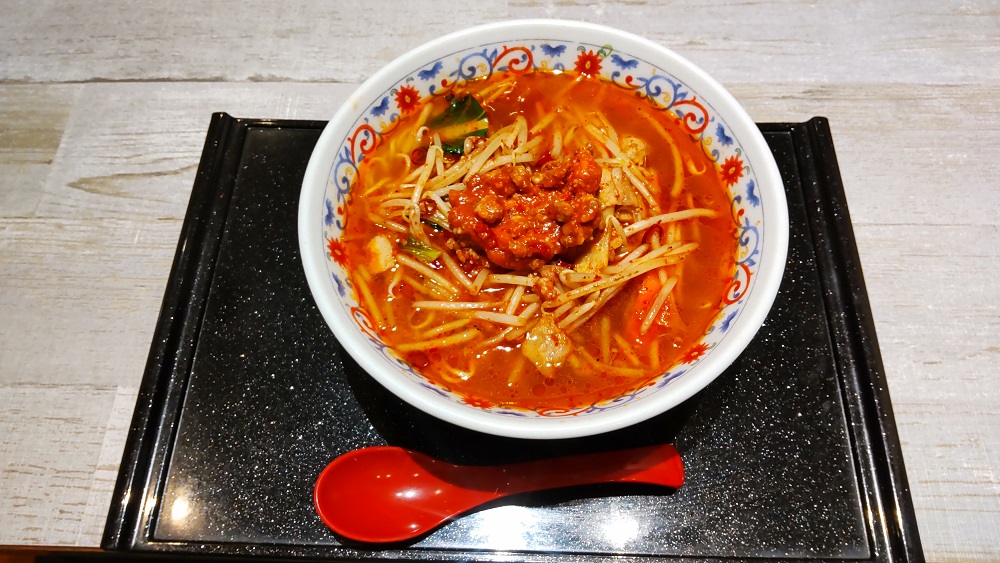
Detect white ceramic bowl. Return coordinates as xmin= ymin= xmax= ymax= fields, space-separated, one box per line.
xmin=299 ymin=20 xmax=788 ymax=439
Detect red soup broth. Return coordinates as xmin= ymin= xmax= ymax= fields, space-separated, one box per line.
xmin=339 ymin=70 xmax=737 ymax=411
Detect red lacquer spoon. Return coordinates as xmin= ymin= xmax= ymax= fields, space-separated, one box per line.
xmin=314 ymin=444 xmax=684 ymax=543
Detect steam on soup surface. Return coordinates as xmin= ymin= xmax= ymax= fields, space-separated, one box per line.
xmin=340 ymin=70 xmax=737 ymax=411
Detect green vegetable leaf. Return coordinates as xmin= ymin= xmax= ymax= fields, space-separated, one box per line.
xmin=429 ymin=94 xmax=487 ymax=128
xmin=400 ymin=236 xmax=441 ymax=262
xmin=428 ymin=94 xmax=489 ymax=155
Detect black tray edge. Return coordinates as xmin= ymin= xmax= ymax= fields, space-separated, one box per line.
xmin=779 ymin=118 xmax=923 ymax=562
xmin=101 ymin=114 xmax=924 ymax=562
xmin=102 ymin=113 xmax=326 ymax=550
xmin=103 ymin=112 xmax=238 ymax=550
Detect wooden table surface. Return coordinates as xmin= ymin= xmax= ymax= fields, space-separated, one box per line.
xmin=1 ymin=1 xmax=998 ymax=561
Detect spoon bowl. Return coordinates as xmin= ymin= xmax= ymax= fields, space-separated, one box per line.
xmin=314 ymin=444 xmax=683 ymax=543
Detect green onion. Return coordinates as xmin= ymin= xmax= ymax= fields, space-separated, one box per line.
xmin=400 ymin=236 xmax=441 ymax=262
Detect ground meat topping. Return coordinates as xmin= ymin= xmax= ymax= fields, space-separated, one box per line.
xmin=448 ymin=148 xmax=604 ymax=271
xmin=474 ymin=193 xmax=505 ymax=224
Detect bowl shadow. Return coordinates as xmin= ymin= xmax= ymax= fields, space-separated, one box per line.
xmin=342 ymin=352 xmax=699 ymax=466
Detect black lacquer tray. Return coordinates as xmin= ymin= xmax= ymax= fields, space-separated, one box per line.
xmin=103 ymin=114 xmax=923 ymax=562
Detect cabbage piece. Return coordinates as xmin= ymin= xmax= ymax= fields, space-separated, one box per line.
xmin=621 ymin=135 xmax=647 ymax=165
xmin=598 ymin=166 xmax=641 ymax=210
xmin=573 ymin=223 xmax=611 ymax=273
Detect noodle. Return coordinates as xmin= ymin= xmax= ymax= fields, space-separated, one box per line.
xmin=612 ymin=333 xmax=642 ymax=367
xmin=649 ymin=336 xmax=661 ymax=370
xmin=637 ymin=106 xmax=684 ymax=197
xmin=649 ymin=230 xmax=669 ymax=285
xmin=562 ymin=283 xmax=628 ymax=334
xmin=361 ymin=176 xmax=391 ymax=198
xmin=476 ymin=303 xmax=540 ymax=348
xmin=468 ymin=310 xmax=528 ymax=326
xmin=407 ymin=148 xmax=438 ymax=243
xmin=396 ymin=253 xmax=460 ymax=295
xmin=402 ymin=274 xmax=452 ymax=300
xmin=414 ymin=300 xmax=500 ymax=310
xmin=367 ymin=213 xmax=408 ymax=234
xmin=505 ymin=285 xmax=526 ymax=315
xmin=551 ymin=300 xmax=574 ymax=319
xmin=546 ymin=256 xmax=675 ymax=308
xmin=529 ymin=111 xmax=556 ymax=135
xmin=557 ymin=300 xmax=597 ymax=330
xmin=560 ymin=270 xmax=600 ymax=286
xmin=423 ymin=318 xmax=473 ymax=338
xmin=478 ymin=152 xmax=538 ymax=175
xmin=396 ymin=329 xmax=481 ymax=352
xmin=379 ymin=198 xmax=412 ymax=209
xmin=354 ymin=266 xmax=386 ymax=329
xmin=502 ymin=305 xmax=540 ymax=341
xmin=471 ymin=267 xmax=490 ymax=294
xmin=387 ymin=268 xmax=403 ymax=296
xmin=406 ymin=307 xmax=436 ymax=331
xmin=600 ymin=316 xmax=611 ymax=364
xmin=622 ymin=209 xmax=718 ymax=238
xmin=576 ymin=347 xmax=647 ymax=377
xmin=438 ymin=251 xmax=475 ymax=292
xmin=487 ymin=274 xmax=535 ymax=287
xmin=412 ymin=102 xmax=435 ymax=132
xmin=640 ymin=276 xmax=677 ymax=335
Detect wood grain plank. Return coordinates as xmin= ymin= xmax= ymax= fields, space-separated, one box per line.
xmin=78 ymin=386 xmax=138 ymax=546
xmin=509 ymin=0 xmax=1000 ymax=86
xmin=1 ymin=1 xmax=996 ymax=86
xmin=0 ymin=0 xmax=508 ymax=83
xmin=0 ymin=385 xmax=119 ymax=545
xmin=855 ymin=222 xmax=1000 ymax=562
xmin=0 ymin=218 xmax=179 ymax=388
xmin=0 ymin=85 xmax=81 ymax=217
xmin=728 ymin=82 xmax=1000 ymax=229
xmin=855 ymin=223 xmax=1000 ymax=400
xmin=33 ymin=82 xmax=354 ymax=220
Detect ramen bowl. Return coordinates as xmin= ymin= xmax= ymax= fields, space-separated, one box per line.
xmin=299 ymin=19 xmax=788 ymax=440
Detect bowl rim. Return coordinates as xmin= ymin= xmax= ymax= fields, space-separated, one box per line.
xmin=299 ymin=18 xmax=789 ymax=439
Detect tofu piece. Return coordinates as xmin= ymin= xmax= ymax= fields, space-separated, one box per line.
xmin=521 ymin=314 xmax=572 ymax=374
xmin=365 ymin=235 xmax=396 ymax=274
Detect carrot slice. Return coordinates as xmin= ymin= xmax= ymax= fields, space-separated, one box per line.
xmin=623 ymin=273 xmax=662 ymax=342
xmin=623 ymin=271 xmax=687 ymax=346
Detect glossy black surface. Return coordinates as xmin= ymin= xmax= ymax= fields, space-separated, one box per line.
xmin=103 ymin=115 xmax=924 ymax=561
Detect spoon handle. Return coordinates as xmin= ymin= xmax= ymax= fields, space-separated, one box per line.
xmin=461 ymin=444 xmax=683 ymax=494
